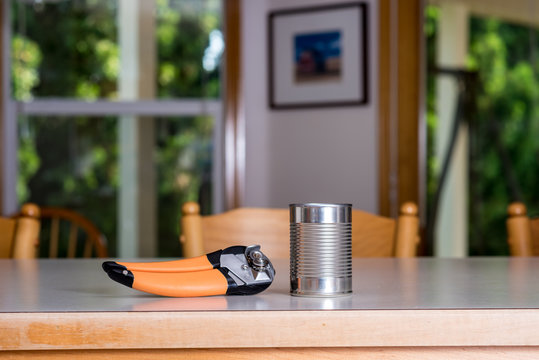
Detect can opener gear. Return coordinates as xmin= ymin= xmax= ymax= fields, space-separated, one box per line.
xmin=102 ymin=245 xmax=275 ymax=297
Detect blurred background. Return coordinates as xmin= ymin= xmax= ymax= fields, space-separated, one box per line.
xmin=1 ymin=0 xmax=538 ymax=258
xmin=5 ymin=0 xmax=222 ymax=257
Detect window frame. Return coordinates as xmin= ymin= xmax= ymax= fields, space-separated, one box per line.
xmin=0 ymin=0 xmax=225 ymax=256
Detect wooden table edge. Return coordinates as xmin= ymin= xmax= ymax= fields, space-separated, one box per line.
xmin=2 ymin=309 xmax=539 ymax=350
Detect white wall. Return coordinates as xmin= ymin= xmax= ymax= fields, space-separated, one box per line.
xmin=242 ymin=0 xmax=379 ymax=212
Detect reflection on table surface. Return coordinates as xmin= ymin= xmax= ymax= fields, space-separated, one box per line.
xmin=2 ymin=257 xmax=539 ymax=312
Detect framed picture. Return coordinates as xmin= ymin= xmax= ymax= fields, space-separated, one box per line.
xmin=268 ymin=2 xmax=369 ymax=109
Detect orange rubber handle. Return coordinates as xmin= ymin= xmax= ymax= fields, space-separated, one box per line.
xmin=118 ymin=255 xmax=213 ymax=273
xmin=131 ymin=269 xmax=229 ymax=297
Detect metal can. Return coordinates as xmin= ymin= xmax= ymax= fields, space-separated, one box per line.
xmin=289 ymin=203 xmax=352 ymax=297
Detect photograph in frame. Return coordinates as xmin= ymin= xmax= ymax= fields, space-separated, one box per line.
xmin=268 ymin=2 xmax=369 ymax=109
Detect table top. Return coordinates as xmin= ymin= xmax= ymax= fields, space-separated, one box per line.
xmin=2 ymin=256 xmax=539 ymax=312
xmin=4 ymin=257 xmax=539 ymax=351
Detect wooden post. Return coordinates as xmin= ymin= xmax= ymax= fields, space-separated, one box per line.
xmin=394 ymin=202 xmax=419 ymax=258
xmin=0 ymin=1 xmax=4 ymax=215
xmin=507 ymin=202 xmax=533 ymax=256
xmin=224 ymin=0 xmax=243 ymax=210
xmin=378 ymin=0 xmax=421 ymax=218
xmin=12 ymin=203 xmax=40 ymax=259
xmin=180 ymin=202 xmax=205 ymax=258
xmin=396 ymin=0 xmax=421 ymax=215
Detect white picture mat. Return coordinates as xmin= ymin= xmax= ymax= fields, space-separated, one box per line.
xmin=272 ymin=7 xmax=364 ymax=105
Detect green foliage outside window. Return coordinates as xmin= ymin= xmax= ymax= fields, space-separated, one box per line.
xmin=426 ymin=6 xmax=539 ymax=255
xmin=11 ymin=0 xmax=221 ymax=257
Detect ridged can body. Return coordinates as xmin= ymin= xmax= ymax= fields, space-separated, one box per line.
xmin=289 ymin=203 xmax=352 ymax=297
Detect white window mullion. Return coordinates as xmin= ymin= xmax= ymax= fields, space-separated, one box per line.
xmin=1 ymin=0 xmax=17 ymax=215
xmin=118 ymin=0 xmax=157 ymax=258
xmin=17 ymin=99 xmax=221 ymax=117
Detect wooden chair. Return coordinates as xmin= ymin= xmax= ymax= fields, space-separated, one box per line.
xmin=180 ymin=202 xmax=420 ymax=259
xmin=507 ymin=202 xmax=539 ymax=256
xmin=39 ymin=207 xmax=108 ymax=258
xmin=0 ymin=203 xmax=41 ymax=259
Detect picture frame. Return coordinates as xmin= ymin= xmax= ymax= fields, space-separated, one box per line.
xmin=268 ymin=2 xmax=369 ymax=109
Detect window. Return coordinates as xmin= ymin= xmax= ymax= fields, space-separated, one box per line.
xmin=425 ymin=1 xmax=539 ymax=256
xmin=3 ymin=0 xmax=224 ymax=257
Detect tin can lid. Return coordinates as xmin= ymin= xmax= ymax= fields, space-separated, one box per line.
xmin=289 ymin=203 xmax=351 ymax=224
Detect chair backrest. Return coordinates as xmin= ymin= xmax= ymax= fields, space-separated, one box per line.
xmin=0 ymin=203 xmax=41 ymax=259
xmin=39 ymin=207 xmax=108 ymax=258
xmin=507 ymin=202 xmax=539 ymax=256
xmin=180 ymin=202 xmax=419 ymax=259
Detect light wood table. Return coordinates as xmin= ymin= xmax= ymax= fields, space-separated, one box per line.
xmin=2 ymin=257 xmax=539 ymax=359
